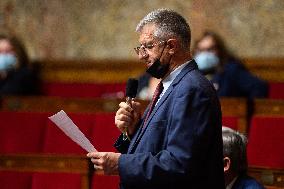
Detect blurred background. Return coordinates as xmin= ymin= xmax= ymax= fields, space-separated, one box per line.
xmin=0 ymin=0 xmax=283 ymax=59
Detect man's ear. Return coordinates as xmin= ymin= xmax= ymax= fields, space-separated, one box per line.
xmin=166 ymin=39 xmax=178 ymax=55
xmin=224 ymin=156 xmax=231 ymax=173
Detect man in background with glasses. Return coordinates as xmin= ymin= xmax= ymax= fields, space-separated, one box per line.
xmin=88 ymin=8 xmax=224 ymax=189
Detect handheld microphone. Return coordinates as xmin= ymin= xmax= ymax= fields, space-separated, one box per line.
xmin=123 ymin=78 xmax=138 ymax=140
xmin=125 ymin=78 xmax=138 ymax=107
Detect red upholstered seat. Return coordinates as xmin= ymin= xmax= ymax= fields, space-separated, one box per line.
xmin=0 ymin=112 xmax=48 ymax=153
xmin=92 ymin=174 xmax=120 ymax=189
xmin=222 ymin=116 xmax=239 ymax=131
xmin=91 ymin=113 xmax=120 ymax=152
xmin=31 ymin=172 xmax=82 ymax=189
xmin=43 ymin=113 xmax=95 ymax=154
xmin=247 ymin=116 xmax=284 ymax=168
xmin=89 ymin=113 xmax=121 ymax=189
xmin=0 ymin=171 xmax=32 ymax=189
xmin=42 ymin=82 xmax=126 ymax=98
xmin=269 ymin=82 xmax=284 ymax=99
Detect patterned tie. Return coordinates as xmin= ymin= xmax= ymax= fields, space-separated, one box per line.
xmin=143 ymin=82 xmax=164 ymax=127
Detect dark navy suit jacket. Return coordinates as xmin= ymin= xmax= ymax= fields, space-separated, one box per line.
xmin=115 ymin=60 xmax=225 ymax=189
xmin=232 ymin=175 xmax=265 ymax=189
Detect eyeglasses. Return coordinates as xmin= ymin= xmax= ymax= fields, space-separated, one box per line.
xmin=134 ymin=41 xmax=165 ymax=56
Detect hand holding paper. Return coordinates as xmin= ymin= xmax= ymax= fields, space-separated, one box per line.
xmin=48 ymin=110 xmax=97 ymax=153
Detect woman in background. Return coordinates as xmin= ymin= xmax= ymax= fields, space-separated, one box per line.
xmin=0 ymin=34 xmax=41 ymax=95
xmin=193 ymin=31 xmax=269 ymax=131
xmin=193 ymin=31 xmax=268 ymax=99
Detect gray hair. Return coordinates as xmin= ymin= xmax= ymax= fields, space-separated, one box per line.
xmin=136 ymin=8 xmax=191 ymax=51
xmin=222 ymin=126 xmax=248 ymax=175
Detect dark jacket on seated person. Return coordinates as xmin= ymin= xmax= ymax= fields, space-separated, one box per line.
xmin=211 ymin=57 xmax=268 ymax=99
xmin=232 ymin=175 xmax=265 ymax=189
xmin=0 ymin=66 xmax=40 ymax=95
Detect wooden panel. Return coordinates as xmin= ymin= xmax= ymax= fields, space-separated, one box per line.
xmin=243 ymin=58 xmax=284 ymax=82
xmin=32 ymin=58 xmax=284 ymax=83
xmin=220 ymin=97 xmax=247 ymax=133
xmin=248 ymin=166 xmax=284 ymax=188
xmin=35 ymin=59 xmax=145 ymax=83
xmin=254 ymin=99 xmax=284 ymax=116
xmin=0 ymin=96 xmax=149 ymax=113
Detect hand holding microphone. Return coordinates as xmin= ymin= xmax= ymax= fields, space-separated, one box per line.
xmin=115 ymin=78 xmax=141 ymax=140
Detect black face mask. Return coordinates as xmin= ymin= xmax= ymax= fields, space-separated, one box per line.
xmin=146 ymin=59 xmax=169 ymax=79
xmin=146 ymin=44 xmax=170 ymax=79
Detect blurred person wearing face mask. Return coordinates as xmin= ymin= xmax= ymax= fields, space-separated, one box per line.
xmin=193 ymin=31 xmax=269 ymax=132
xmin=193 ymin=31 xmax=268 ymax=99
xmin=0 ymin=34 xmax=41 ymax=95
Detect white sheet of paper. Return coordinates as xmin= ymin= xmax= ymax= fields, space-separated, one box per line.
xmin=48 ymin=110 xmax=97 ymax=153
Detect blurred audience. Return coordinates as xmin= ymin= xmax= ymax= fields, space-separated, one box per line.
xmin=222 ymin=126 xmax=265 ymax=189
xmin=193 ymin=31 xmax=268 ymax=99
xmin=0 ymin=34 xmax=41 ymax=95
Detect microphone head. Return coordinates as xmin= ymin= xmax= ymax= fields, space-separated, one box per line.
xmin=126 ymin=78 xmax=138 ymax=98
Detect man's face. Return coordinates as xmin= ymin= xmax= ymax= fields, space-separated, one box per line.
xmin=137 ymin=24 xmax=166 ymax=68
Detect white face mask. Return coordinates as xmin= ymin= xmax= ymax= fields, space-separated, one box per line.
xmin=194 ymin=52 xmax=219 ymax=72
xmin=0 ymin=53 xmax=17 ymax=71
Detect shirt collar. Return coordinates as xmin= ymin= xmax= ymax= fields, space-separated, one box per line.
xmin=161 ymin=62 xmax=189 ymax=96
xmin=226 ymin=176 xmax=238 ymax=189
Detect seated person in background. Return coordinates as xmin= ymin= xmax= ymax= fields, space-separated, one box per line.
xmin=0 ymin=34 xmax=41 ymax=95
xmin=137 ymin=73 xmax=160 ymax=100
xmin=193 ymin=31 xmax=268 ymax=99
xmin=222 ymin=126 xmax=265 ymax=189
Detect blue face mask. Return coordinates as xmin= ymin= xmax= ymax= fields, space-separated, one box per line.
xmin=0 ymin=54 xmax=17 ymax=71
xmin=194 ymin=52 xmax=219 ymax=73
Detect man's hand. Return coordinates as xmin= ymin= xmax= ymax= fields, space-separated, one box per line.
xmin=87 ymin=152 xmax=121 ymax=175
xmin=115 ymin=100 xmax=142 ymax=136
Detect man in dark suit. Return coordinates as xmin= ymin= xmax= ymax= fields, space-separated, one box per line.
xmin=222 ymin=127 xmax=265 ymax=189
xmin=87 ymin=8 xmax=224 ymax=189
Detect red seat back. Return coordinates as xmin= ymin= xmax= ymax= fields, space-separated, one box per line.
xmin=247 ymin=116 xmax=284 ymax=168
xmin=92 ymin=174 xmax=120 ymax=189
xmin=31 ymin=172 xmax=82 ymax=189
xmin=0 ymin=112 xmax=48 ymax=153
xmin=0 ymin=171 xmax=32 ymax=189
xmin=43 ymin=113 xmax=95 ymax=154
xmin=269 ymin=82 xmax=284 ymax=99
xmin=91 ymin=113 xmax=120 ymax=152
xmin=222 ymin=116 xmax=239 ymax=131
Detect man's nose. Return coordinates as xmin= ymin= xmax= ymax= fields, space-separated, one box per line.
xmin=138 ymin=53 xmax=148 ymax=60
